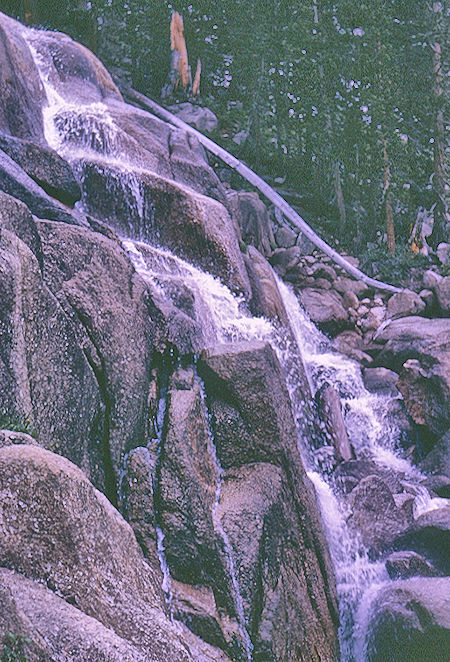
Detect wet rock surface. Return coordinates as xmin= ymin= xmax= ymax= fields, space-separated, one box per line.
xmin=199 ymin=342 xmax=340 ymax=661
xmin=0 ymin=132 xmax=81 ymax=205
xmin=0 ymin=13 xmax=44 ymax=141
xmin=365 ymin=578 xmax=450 ymax=662
xmin=385 ymin=551 xmax=438 ymax=579
xmin=0 ymin=148 xmax=80 ymax=224
xmin=348 ymin=476 xmax=410 ymax=554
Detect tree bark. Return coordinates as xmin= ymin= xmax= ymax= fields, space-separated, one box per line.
xmin=333 ymin=161 xmax=347 ymax=236
xmin=429 ymin=1 xmax=448 ymax=247
xmin=315 ymin=1 xmax=347 ymax=239
xmin=383 ymin=138 xmax=395 ymax=254
xmin=192 ymin=59 xmax=201 ymax=97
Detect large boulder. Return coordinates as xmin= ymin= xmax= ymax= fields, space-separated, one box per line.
xmin=121 ymin=446 xmax=159 ymax=570
xmin=348 ymin=476 xmax=410 ymax=554
xmin=37 ymin=220 xmax=155 ymax=487
xmin=365 ymin=578 xmax=450 ymax=662
xmin=392 ymin=506 xmax=450 ymax=575
xmin=0 ymin=568 xmax=149 ymax=662
xmin=228 ymin=190 xmax=275 ymax=256
xmin=0 ymin=228 xmax=105 ymax=490
xmin=167 ymin=126 xmax=227 ymax=203
xmin=158 ymin=374 xmax=242 ymax=657
xmin=0 ymin=429 xmax=37 ymax=449
xmin=159 ymin=380 xmax=225 ymax=589
xmin=376 ymin=317 xmax=450 ymax=436
xmin=244 ymin=245 xmax=288 ymax=323
xmin=0 ymin=445 xmax=198 ymax=661
xmin=26 ymin=28 xmax=122 ymax=105
xmin=387 ymin=290 xmax=426 ymax=319
xmin=419 ymin=429 xmax=450 ymax=479
xmin=299 ymin=288 xmax=348 ymax=334
xmin=435 ymin=276 xmax=450 ymax=315
xmin=0 ymin=132 xmax=81 ymax=206
xmin=385 ymin=551 xmax=437 ymax=579
xmin=80 ymin=160 xmax=250 ymax=296
xmin=0 ymin=191 xmax=43 ymax=267
xmin=0 ymin=12 xmax=44 ymax=141
xmin=198 ymin=342 xmax=340 ymax=662
xmin=0 ymin=148 xmax=80 ymax=224
xmin=362 ymin=367 xmax=399 ymax=396
xmin=167 ymin=102 xmax=219 ymax=132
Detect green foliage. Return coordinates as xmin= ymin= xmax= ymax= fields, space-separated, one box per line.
xmin=360 ymin=244 xmax=429 ymax=284
xmin=0 ymin=415 xmax=32 ymax=434
xmin=0 ymin=633 xmax=30 ymax=662
xmin=439 ymin=262 xmax=450 ymax=278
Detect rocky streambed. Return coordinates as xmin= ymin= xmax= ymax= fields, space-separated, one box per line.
xmin=0 ymin=10 xmax=449 ymax=662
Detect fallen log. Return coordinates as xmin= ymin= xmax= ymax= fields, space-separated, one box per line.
xmin=124 ymin=86 xmax=401 ymax=293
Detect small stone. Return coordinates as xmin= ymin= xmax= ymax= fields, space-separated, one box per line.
xmin=309 ymin=262 xmax=337 ymax=282
xmin=343 ymin=291 xmax=359 ymax=309
xmin=270 ymin=246 xmax=302 ymax=268
xmin=419 ymin=289 xmax=435 ymax=307
xmin=436 ymin=242 xmax=450 ymax=265
xmin=422 ymin=269 xmax=442 ymax=290
xmin=275 ymin=226 xmax=297 ymax=249
xmin=334 ymin=277 xmax=369 ymax=299
xmin=387 ymin=290 xmax=426 ymax=318
xmin=360 ymin=306 xmax=386 ymax=332
xmin=232 ymin=130 xmax=248 ymax=145
xmin=385 ymin=551 xmax=437 ymax=579
xmin=296 ymin=233 xmax=315 ymax=255
xmin=435 ymin=276 xmax=450 ymax=314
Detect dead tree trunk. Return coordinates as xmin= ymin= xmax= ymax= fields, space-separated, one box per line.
xmin=429 ymin=1 xmax=448 ymax=247
xmin=333 ymin=161 xmax=347 ymax=237
xmin=192 ymin=58 xmax=201 ymax=97
xmin=161 ymin=12 xmax=191 ymax=98
xmin=383 ymin=138 xmax=395 ymax=255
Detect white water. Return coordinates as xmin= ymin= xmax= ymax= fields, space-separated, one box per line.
xmin=24 ymin=26 xmax=448 ymax=661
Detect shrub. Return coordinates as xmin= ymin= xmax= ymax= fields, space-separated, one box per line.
xmin=0 ymin=633 xmax=31 ymax=662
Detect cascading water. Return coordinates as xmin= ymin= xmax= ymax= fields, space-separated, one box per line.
xmin=24 ymin=25 xmax=447 ymax=661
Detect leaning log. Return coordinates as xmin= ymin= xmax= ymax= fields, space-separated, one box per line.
xmin=124 ymin=86 xmax=401 ymax=293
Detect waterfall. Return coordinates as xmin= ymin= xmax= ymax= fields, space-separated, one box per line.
xmin=24 ymin=25 xmax=447 ymax=661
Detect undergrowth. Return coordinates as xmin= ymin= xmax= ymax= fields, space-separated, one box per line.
xmin=360 ymin=244 xmax=430 ymax=285
xmin=0 ymin=633 xmax=30 ymax=662
xmin=0 ymin=415 xmax=32 ymax=435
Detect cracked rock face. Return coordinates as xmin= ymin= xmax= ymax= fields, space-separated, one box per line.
xmin=0 ymin=445 xmax=224 ymax=662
